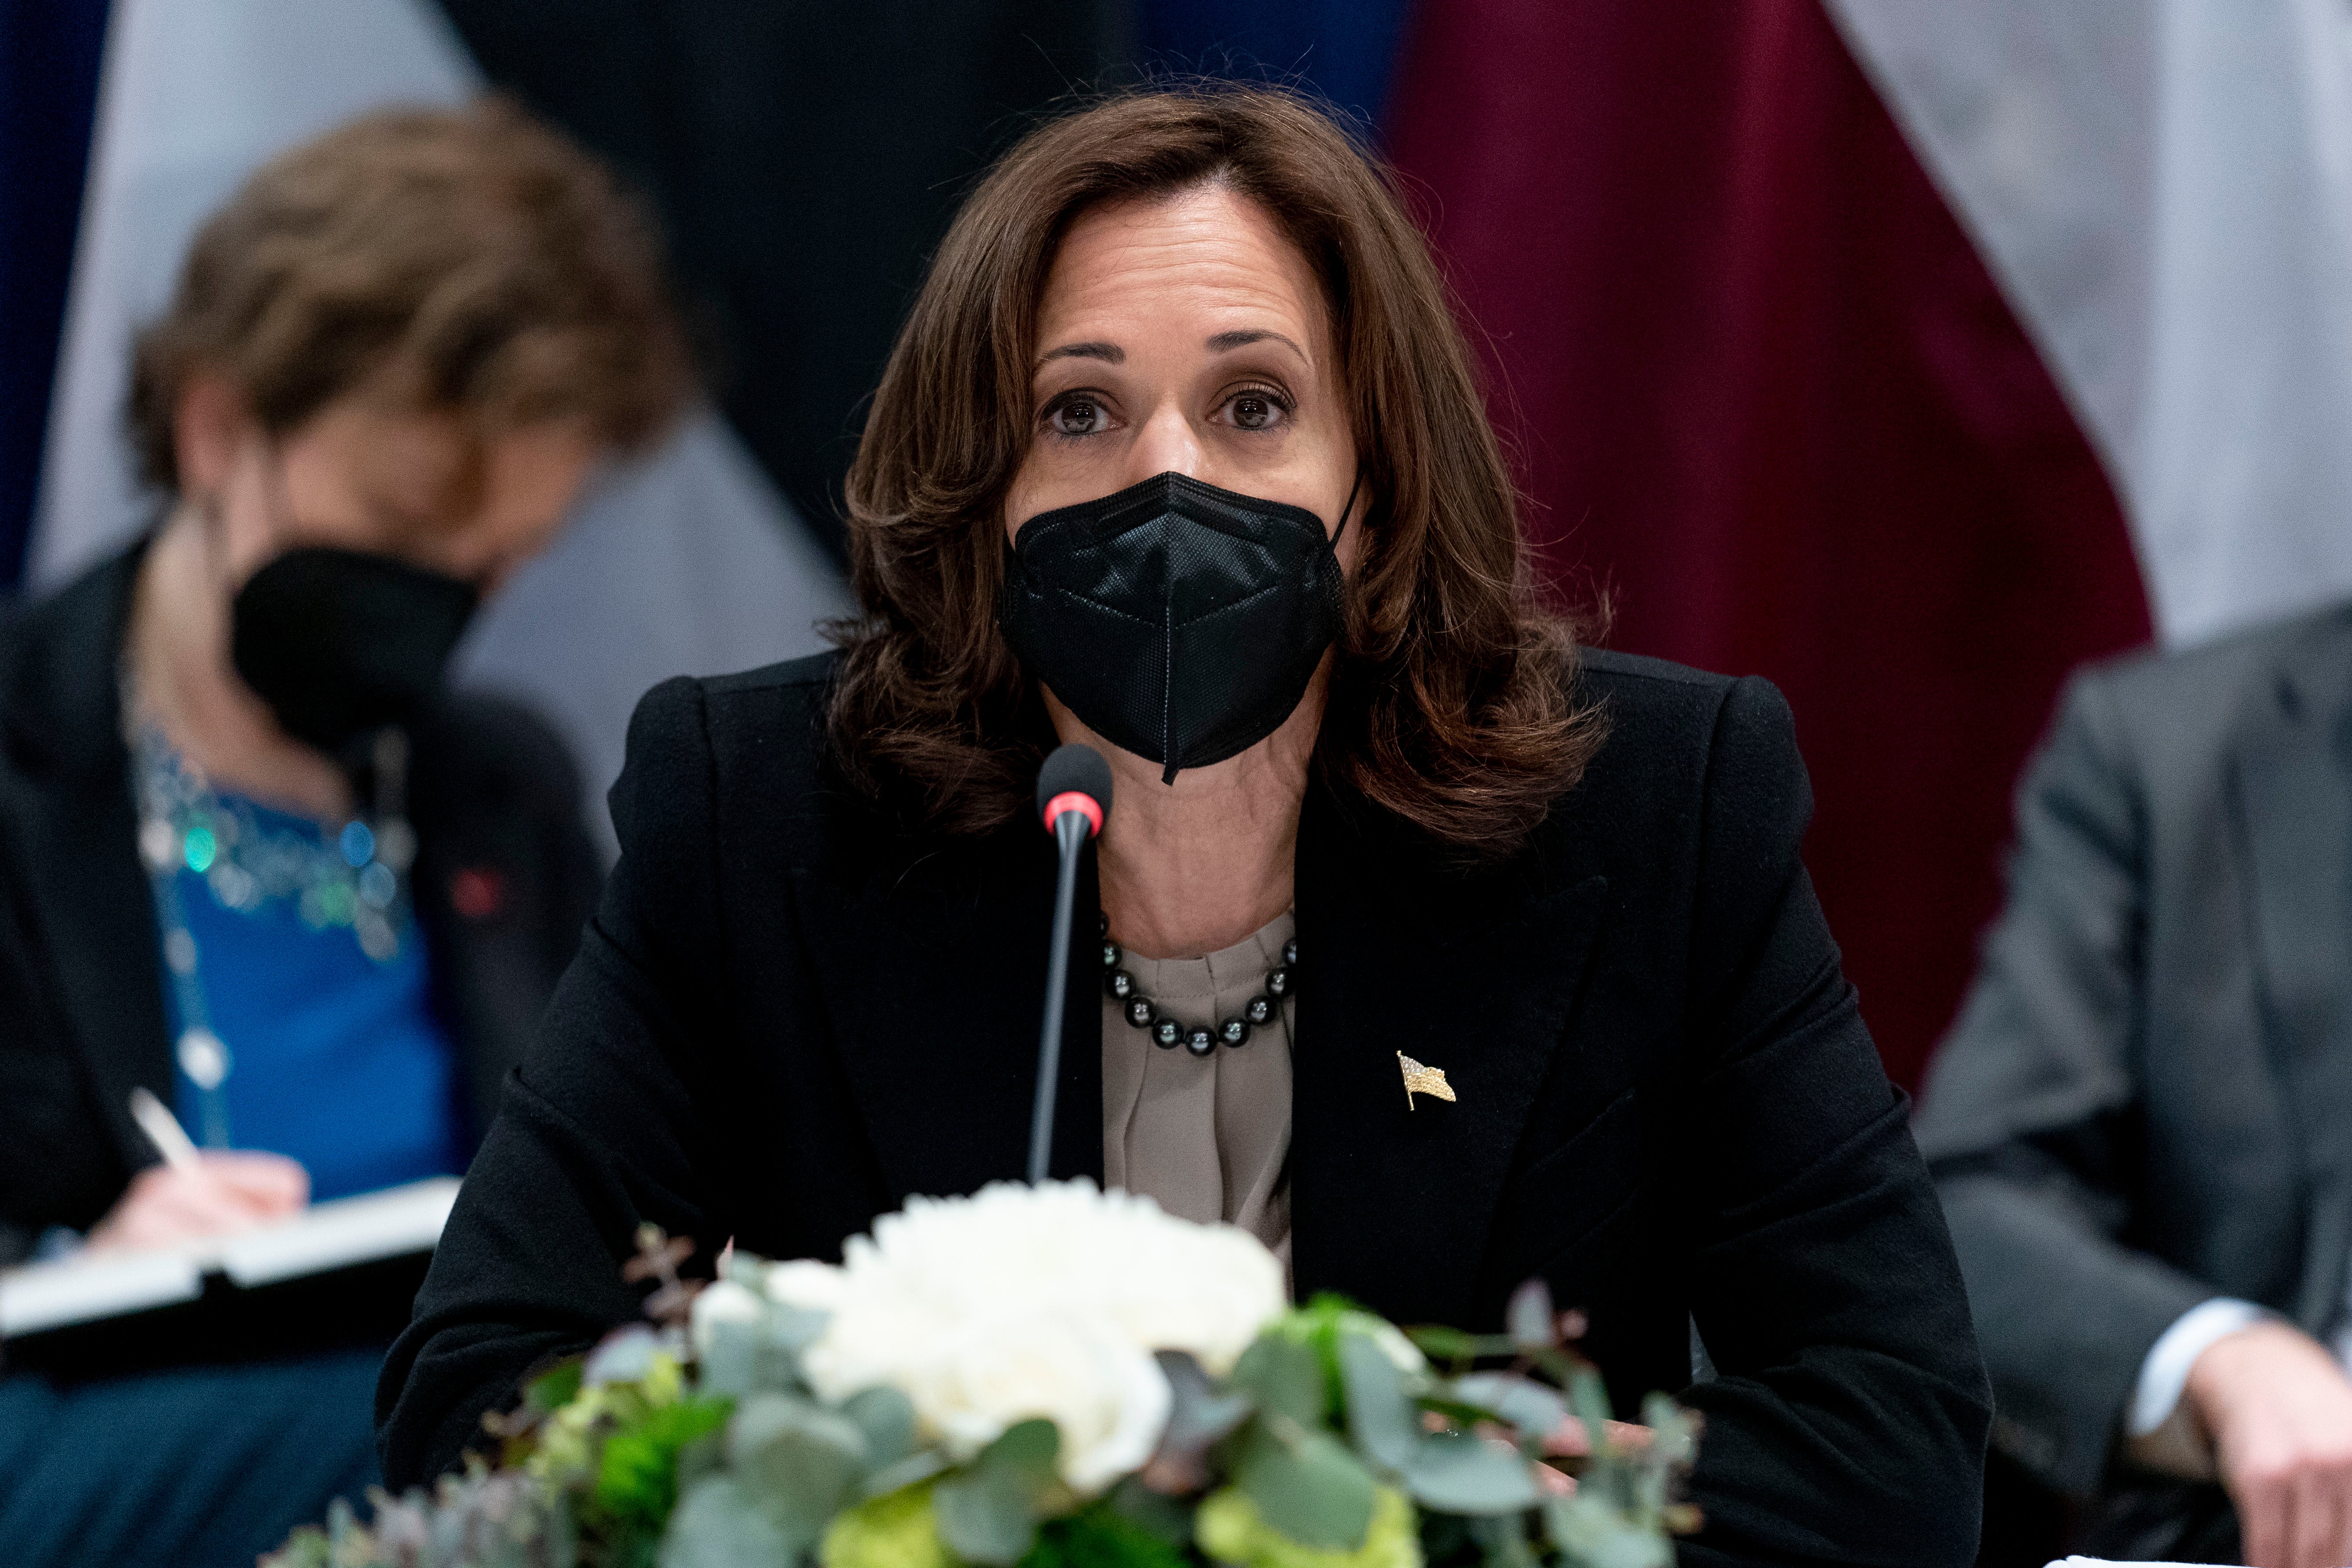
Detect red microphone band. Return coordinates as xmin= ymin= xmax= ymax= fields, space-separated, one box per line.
xmin=1041 ymin=790 xmax=1104 ymax=838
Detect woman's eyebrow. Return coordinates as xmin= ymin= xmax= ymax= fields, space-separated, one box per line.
xmin=1206 ymin=329 xmax=1305 ymax=358
xmin=1037 ymin=340 xmax=1123 ymax=367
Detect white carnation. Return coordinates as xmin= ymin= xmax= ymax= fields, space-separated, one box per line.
xmin=766 ymin=1180 xmax=1285 ymax=1494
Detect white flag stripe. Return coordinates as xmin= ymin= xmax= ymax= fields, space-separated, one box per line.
xmin=1828 ymin=0 xmax=2352 ymax=648
xmin=33 ymin=0 xmax=848 ymax=853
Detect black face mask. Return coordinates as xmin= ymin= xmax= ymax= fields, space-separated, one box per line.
xmin=230 ymin=547 xmax=479 ymax=757
xmin=999 ymin=470 xmax=1355 ymax=784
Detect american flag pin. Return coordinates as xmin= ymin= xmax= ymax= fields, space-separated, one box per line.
xmin=1397 ymin=1051 xmax=1457 ymax=1109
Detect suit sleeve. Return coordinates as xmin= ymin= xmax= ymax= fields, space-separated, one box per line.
xmin=1909 ymin=669 xmax=2209 ymax=1494
xmin=1676 ymin=677 xmax=1993 ymax=1568
xmin=377 ymin=676 xmax=733 ymax=1486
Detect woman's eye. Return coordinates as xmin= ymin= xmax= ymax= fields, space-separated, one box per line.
xmin=1049 ymin=398 xmax=1103 ymax=437
xmin=1224 ymin=391 xmax=1288 ymax=431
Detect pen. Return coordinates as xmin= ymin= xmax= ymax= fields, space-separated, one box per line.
xmin=128 ymin=1086 xmax=202 ymax=1172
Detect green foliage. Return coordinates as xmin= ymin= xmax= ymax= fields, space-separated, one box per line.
xmin=822 ymin=1481 xmax=953 ymax=1568
xmin=1196 ymin=1484 xmax=1421 ymax=1568
xmin=1230 ymin=1421 xmax=1379 ymax=1551
xmin=1228 ymin=1334 xmax=1328 ymax=1429
xmin=1335 ymin=1334 xmax=1535 ymax=1518
xmin=730 ymin=1393 xmax=876 ymax=1554
xmin=1023 ymin=1499 xmax=1196 ymax=1568
xmin=661 ymin=1476 xmax=792 ymax=1568
xmin=935 ymin=1419 xmax=1064 ymax=1565
xmin=593 ymin=1396 xmax=735 ymax=1541
xmin=530 ymin=1360 xmax=588 ymax=1414
xmin=269 ymin=1226 xmax=1697 ymax=1568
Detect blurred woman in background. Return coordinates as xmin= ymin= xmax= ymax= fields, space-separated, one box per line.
xmin=0 ymin=101 xmax=688 ymax=1568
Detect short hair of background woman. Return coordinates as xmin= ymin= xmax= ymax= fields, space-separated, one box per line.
xmin=127 ymin=98 xmax=692 ymax=493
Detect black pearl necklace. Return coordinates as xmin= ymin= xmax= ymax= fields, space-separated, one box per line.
xmin=1098 ymin=913 xmax=1296 ymax=1057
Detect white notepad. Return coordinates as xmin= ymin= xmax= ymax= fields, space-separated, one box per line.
xmin=0 ymin=1176 xmax=460 ymax=1338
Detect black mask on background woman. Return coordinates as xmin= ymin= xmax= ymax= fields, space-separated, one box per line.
xmin=999 ymin=470 xmax=1357 ymax=783
xmin=229 ymin=547 xmax=479 ymax=757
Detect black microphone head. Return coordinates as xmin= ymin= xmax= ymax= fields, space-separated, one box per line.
xmin=1037 ymin=743 xmax=1113 ymax=834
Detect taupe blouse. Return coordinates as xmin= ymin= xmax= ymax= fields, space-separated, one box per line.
xmin=1101 ymin=911 xmax=1295 ymax=1265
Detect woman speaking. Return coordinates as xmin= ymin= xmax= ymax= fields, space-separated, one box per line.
xmin=382 ymin=87 xmax=1990 ymax=1562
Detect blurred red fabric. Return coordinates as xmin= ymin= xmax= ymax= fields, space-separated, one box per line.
xmin=1384 ymin=0 xmax=2152 ymax=1090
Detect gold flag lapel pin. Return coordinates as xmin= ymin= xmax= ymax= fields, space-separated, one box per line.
xmin=1397 ymin=1051 xmax=1456 ymax=1109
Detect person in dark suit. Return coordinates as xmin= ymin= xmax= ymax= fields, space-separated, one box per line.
xmin=380 ymin=86 xmax=1991 ymax=1565
xmin=0 ymin=102 xmax=688 ymax=1568
xmin=1917 ymin=605 xmax=2352 ymax=1568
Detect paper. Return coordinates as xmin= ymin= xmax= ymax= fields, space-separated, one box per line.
xmin=0 ymin=1175 xmax=460 ymax=1337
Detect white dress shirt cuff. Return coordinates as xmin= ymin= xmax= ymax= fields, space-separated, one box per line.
xmin=2127 ymin=1296 xmax=2267 ymax=1437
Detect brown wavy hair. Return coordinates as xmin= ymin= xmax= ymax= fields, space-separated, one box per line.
xmin=130 ymin=99 xmax=689 ymax=490
xmin=831 ymin=84 xmax=1604 ymax=855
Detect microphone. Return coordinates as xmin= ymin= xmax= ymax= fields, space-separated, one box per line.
xmin=1028 ymin=744 xmax=1112 ymax=1183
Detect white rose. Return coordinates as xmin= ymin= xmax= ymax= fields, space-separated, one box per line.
xmin=767 ymin=1180 xmax=1286 ymax=1495
xmin=913 ymin=1307 xmax=1173 ymax=1494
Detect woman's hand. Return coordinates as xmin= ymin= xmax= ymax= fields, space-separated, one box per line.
xmin=1544 ymin=1416 xmax=1654 ymax=1457
xmin=2187 ymin=1319 xmax=2352 ymax=1568
xmin=83 ymin=1151 xmax=310 ymax=1253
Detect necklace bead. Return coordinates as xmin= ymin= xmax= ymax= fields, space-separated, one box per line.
xmin=1100 ymin=916 xmax=1292 ymax=1053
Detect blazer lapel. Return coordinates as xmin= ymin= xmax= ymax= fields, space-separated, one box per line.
xmin=1289 ymin=785 xmax=1607 ymax=1327
xmin=790 ymin=828 xmax=1105 ymax=1204
xmin=2228 ymin=611 xmax=2352 ymax=1327
xmin=0 ymin=545 xmax=174 ymax=1176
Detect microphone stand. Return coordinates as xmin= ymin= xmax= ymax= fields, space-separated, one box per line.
xmin=1028 ymin=809 xmax=1091 ymax=1184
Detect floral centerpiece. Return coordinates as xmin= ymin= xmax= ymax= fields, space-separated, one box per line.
xmin=270 ymin=1181 xmax=1697 ymax=1568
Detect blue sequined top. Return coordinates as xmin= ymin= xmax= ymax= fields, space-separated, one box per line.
xmin=162 ymin=794 xmax=465 ymax=1202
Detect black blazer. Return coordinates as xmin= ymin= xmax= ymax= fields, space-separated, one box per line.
xmin=0 ymin=543 xmax=604 ymax=1268
xmin=380 ymin=650 xmax=1991 ymax=1566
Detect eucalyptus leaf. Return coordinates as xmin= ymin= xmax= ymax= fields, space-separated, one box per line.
xmin=1505 ymin=1280 xmax=1556 ymax=1352
xmin=698 ymin=1319 xmax=758 ymax=1399
xmin=728 ymin=1394 xmax=871 ymax=1551
xmin=1567 ymin=1370 xmax=1614 ymax=1437
xmin=934 ymin=1464 xmax=1039 ymax=1564
xmin=982 ymin=1418 xmax=1062 ymax=1489
xmin=766 ymin=1301 xmax=833 ymax=1356
xmin=842 ymin=1385 xmax=919 ymax=1469
xmin=1230 ymin=1335 xmax=1326 ymax=1428
xmin=1107 ymin=1476 xmax=1196 ymax=1546
xmin=1396 ymin=1431 xmax=1542 ymax=1515
xmin=1543 ymin=1493 xmax=1673 ymax=1568
xmin=861 ymin=1451 xmax=950 ymax=1501
xmin=1470 ymin=1512 xmax=1541 ymax=1568
xmin=674 ymin=1429 xmax=728 ymax=1499
xmin=1640 ymin=1394 xmax=1699 ymax=1467
xmin=584 ymin=1324 xmax=661 ymax=1387
xmin=659 ymin=1476 xmax=792 ymax=1568
xmin=1156 ymin=1350 xmax=1253 ymax=1450
xmin=1402 ymin=1326 xmax=1489 ymax=1364
xmin=524 ymin=1360 xmax=585 ymax=1414
xmin=1146 ymin=1350 xmax=1254 ymax=1492
xmin=1232 ymin=1420 xmax=1376 ymax=1550
xmin=1335 ymin=1334 xmax=1420 ymax=1471
xmin=933 ymin=1419 xmax=1063 ymax=1566
xmin=1449 ymin=1373 xmax=1566 ymax=1443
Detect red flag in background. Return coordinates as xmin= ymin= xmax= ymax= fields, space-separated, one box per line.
xmin=1385 ymin=0 xmax=2152 ymax=1090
